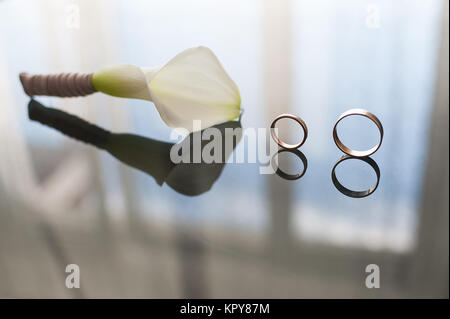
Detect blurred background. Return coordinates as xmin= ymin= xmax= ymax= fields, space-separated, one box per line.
xmin=0 ymin=0 xmax=448 ymax=298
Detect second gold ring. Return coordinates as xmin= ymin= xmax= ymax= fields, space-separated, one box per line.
xmin=333 ymin=109 xmax=383 ymax=157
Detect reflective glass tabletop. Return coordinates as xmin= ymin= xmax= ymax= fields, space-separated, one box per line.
xmin=0 ymin=0 xmax=447 ymax=298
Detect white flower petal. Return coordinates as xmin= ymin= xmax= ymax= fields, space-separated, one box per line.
xmin=92 ymin=47 xmax=241 ymax=132
xmin=147 ymin=46 xmax=241 ymax=131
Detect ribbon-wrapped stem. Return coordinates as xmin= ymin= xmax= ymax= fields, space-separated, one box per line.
xmin=19 ymin=72 xmax=96 ymax=97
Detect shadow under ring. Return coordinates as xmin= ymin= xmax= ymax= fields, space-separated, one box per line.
xmin=331 ymin=155 xmax=380 ymax=198
xmin=271 ymin=149 xmax=308 ymax=180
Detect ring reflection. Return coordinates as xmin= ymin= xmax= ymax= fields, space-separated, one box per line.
xmin=331 ymin=155 xmax=381 ymax=198
xmin=271 ymin=149 xmax=308 ymax=180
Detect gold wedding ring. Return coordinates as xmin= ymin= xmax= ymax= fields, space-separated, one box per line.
xmin=333 ymin=109 xmax=383 ymax=157
xmin=270 ymin=114 xmax=308 ymax=149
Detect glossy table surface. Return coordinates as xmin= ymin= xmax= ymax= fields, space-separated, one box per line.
xmin=0 ymin=0 xmax=447 ymax=298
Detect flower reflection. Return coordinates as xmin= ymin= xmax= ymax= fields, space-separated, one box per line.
xmin=331 ymin=155 xmax=381 ymax=198
xmin=27 ymin=99 xmax=242 ymax=196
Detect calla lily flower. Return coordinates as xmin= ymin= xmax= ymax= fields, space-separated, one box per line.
xmin=91 ymin=46 xmax=241 ymax=132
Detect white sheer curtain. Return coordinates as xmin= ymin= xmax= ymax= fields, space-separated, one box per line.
xmin=0 ymin=0 xmax=131 ymax=217
xmin=290 ymin=0 xmax=443 ymax=252
xmin=0 ymin=0 xmax=447 ymax=298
